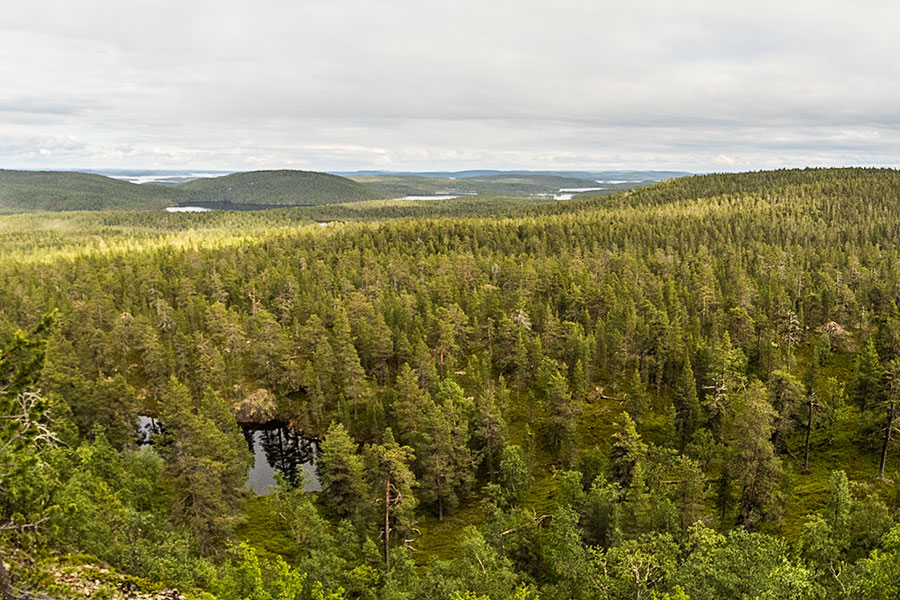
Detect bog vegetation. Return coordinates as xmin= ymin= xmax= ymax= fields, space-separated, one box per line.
xmin=2 ymin=168 xmax=900 ymax=600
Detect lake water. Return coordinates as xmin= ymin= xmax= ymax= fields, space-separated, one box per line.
xmin=106 ymin=172 xmax=230 ymax=185
xmin=165 ymin=206 xmax=213 ymax=212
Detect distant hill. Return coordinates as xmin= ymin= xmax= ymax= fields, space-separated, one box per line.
xmin=0 ymin=170 xmax=174 ymax=212
xmin=338 ymin=169 xmax=690 ymax=181
xmin=173 ymin=170 xmax=383 ymax=208
xmin=0 ymin=169 xmax=386 ymax=213
xmin=0 ymin=168 xmax=688 ymax=214
xmin=346 ymin=172 xmax=647 ymax=198
xmin=463 ymin=173 xmax=618 ymax=195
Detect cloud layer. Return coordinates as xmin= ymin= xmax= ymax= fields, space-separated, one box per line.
xmin=3 ymin=0 xmax=900 ymax=171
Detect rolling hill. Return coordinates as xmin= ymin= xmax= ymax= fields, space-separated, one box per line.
xmin=0 ymin=168 xmax=683 ymax=214
xmin=0 ymin=169 xmax=174 ymax=212
xmin=0 ymin=169 xmax=387 ymax=213
xmin=173 ymin=169 xmax=384 ymax=208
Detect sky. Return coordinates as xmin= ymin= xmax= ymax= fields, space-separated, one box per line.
xmin=2 ymin=0 xmax=900 ymax=173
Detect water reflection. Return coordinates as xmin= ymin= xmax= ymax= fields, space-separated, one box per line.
xmin=137 ymin=416 xmax=163 ymax=444
xmin=137 ymin=416 xmax=320 ymax=496
xmin=243 ymin=426 xmax=321 ymax=495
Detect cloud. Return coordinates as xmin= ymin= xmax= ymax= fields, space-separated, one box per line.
xmin=2 ymin=0 xmax=900 ymax=171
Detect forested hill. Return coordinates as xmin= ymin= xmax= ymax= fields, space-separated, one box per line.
xmin=4 ymin=167 xmax=900 ymax=600
xmin=0 ymin=169 xmax=385 ymax=212
xmin=539 ymin=166 xmax=900 ymax=213
xmin=173 ymin=169 xmax=383 ymax=207
xmin=0 ymin=169 xmax=174 ymax=212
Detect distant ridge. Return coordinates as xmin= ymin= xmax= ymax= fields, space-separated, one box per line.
xmin=0 ymin=169 xmax=384 ymax=213
xmin=0 ymin=169 xmax=173 ymax=212
xmin=336 ymin=169 xmax=691 ymax=181
xmin=0 ymin=168 xmax=690 ymax=214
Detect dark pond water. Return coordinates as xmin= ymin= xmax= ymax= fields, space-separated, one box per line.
xmin=136 ymin=416 xmax=319 ymax=495
xmin=137 ymin=415 xmax=163 ymax=444
xmin=243 ymin=425 xmax=320 ymax=495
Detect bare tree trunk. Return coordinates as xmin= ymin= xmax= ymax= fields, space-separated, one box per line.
xmin=0 ymin=553 xmax=16 ymax=600
xmin=803 ymin=398 xmax=814 ymax=474
xmin=384 ymin=474 xmax=391 ymax=570
xmin=879 ymin=401 xmax=895 ymax=480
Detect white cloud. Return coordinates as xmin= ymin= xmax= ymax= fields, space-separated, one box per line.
xmin=2 ymin=0 xmax=900 ymax=171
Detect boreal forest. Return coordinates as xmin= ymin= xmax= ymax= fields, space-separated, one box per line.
xmin=3 ymin=167 xmax=900 ymax=600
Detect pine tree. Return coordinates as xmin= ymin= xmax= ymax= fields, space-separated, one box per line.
xmin=609 ymin=412 xmax=648 ymax=489
xmin=364 ymin=428 xmax=416 ymax=570
xmin=768 ymin=370 xmax=805 ymax=454
xmin=674 ymin=455 xmax=708 ymax=532
xmin=471 ymin=387 xmax=508 ymax=480
xmin=332 ymin=306 xmax=370 ymax=422
xmin=317 ymin=422 xmax=366 ymax=519
xmin=727 ymin=381 xmax=784 ymax=528
xmin=392 ymin=363 xmax=429 ymax=446
xmin=851 ymin=338 xmax=884 ymax=411
xmin=877 ymin=359 xmax=900 ymax=480
xmin=159 ymin=379 xmax=252 ymax=551
xmin=418 ymin=400 xmax=472 ymax=520
xmin=673 ymin=358 xmax=700 ymax=451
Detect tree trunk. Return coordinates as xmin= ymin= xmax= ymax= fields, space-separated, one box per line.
xmin=384 ymin=473 xmax=391 ymax=570
xmin=0 ymin=553 xmax=16 ymax=600
xmin=878 ymin=401 xmax=895 ymax=480
xmin=803 ymin=398 xmax=814 ymax=474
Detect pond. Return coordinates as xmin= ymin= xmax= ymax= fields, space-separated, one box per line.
xmin=136 ymin=417 xmax=320 ymax=495
xmin=243 ymin=425 xmax=321 ymax=495
xmin=137 ymin=415 xmax=163 ymax=444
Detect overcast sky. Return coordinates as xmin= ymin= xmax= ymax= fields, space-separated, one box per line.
xmin=2 ymin=0 xmax=900 ymax=172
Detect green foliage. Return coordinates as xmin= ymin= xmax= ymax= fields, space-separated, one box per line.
xmin=212 ymin=542 xmax=306 ymax=600
xmin=317 ymin=423 xmax=366 ymax=519
xmin=726 ymin=381 xmax=784 ymax=528
xmin=158 ymin=379 xmax=253 ymax=551
xmin=5 ymin=168 xmax=900 ymax=599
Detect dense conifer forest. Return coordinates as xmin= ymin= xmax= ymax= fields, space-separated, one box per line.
xmin=3 ymin=168 xmax=900 ymax=599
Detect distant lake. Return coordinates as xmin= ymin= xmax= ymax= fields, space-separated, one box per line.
xmin=165 ymin=206 xmax=212 ymax=212
xmin=537 ymin=186 xmax=611 ymax=201
xmin=105 ymin=172 xmax=230 ymax=185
